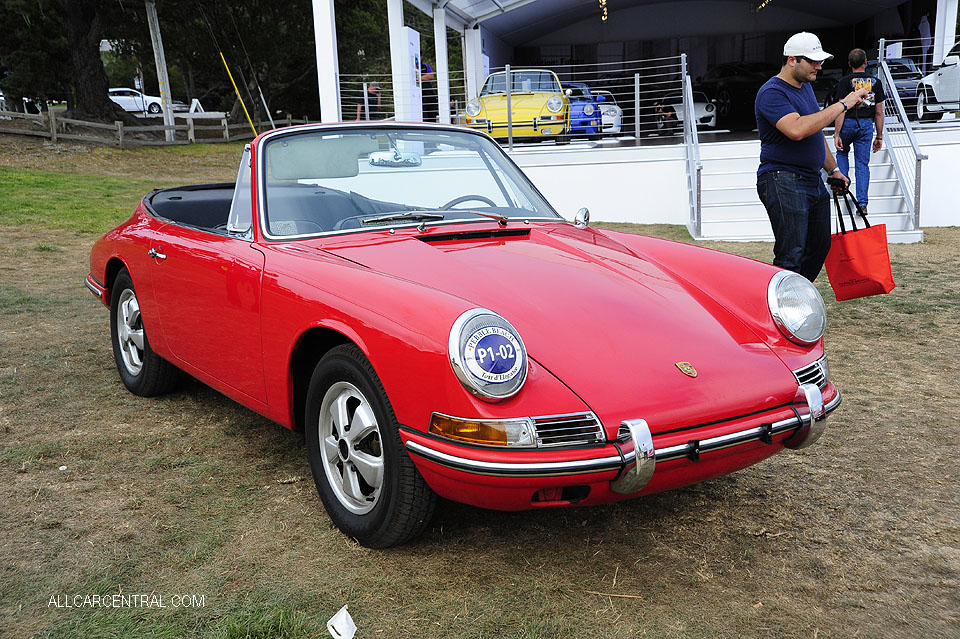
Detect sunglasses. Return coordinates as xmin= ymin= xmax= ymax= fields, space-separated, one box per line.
xmin=799 ymin=56 xmax=823 ymax=66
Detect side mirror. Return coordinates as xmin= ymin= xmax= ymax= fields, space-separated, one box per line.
xmin=942 ymin=55 xmax=959 ymax=67
xmin=564 ymin=88 xmax=573 ymax=97
xmin=596 ymin=94 xmax=606 ymax=103
xmin=574 ymin=207 xmax=590 ymax=228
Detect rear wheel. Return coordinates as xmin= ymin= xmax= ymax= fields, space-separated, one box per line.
xmin=916 ymin=88 xmax=939 ymax=123
xmin=110 ymin=268 xmax=179 ymax=396
xmin=305 ymin=345 xmax=436 ymax=548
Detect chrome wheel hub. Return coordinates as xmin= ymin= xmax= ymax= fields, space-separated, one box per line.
xmin=318 ymin=381 xmax=384 ymax=515
xmin=116 ymin=289 xmax=145 ymax=376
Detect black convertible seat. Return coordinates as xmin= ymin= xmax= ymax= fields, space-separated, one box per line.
xmin=265 ymin=183 xmax=360 ymax=234
xmin=149 ymin=183 xmax=235 ymax=230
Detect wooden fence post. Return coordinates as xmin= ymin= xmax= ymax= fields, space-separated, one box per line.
xmin=222 ymin=118 xmax=229 ymax=141
xmin=48 ymin=109 xmax=58 ymax=142
xmin=187 ymin=118 xmax=196 ymax=144
xmin=116 ymin=121 xmax=124 ymax=148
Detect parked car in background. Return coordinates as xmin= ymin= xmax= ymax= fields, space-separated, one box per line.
xmin=87 ymin=122 xmax=840 ymax=548
xmin=109 ymin=87 xmax=189 ymax=114
xmin=652 ymin=91 xmax=717 ymax=134
xmin=562 ymin=82 xmax=602 ymax=139
xmin=593 ymin=90 xmax=623 ymax=134
xmin=915 ymin=42 xmax=960 ymax=122
xmin=869 ymin=59 xmax=923 ymax=115
xmin=465 ymin=69 xmax=569 ymax=142
xmin=695 ymin=62 xmax=778 ymax=131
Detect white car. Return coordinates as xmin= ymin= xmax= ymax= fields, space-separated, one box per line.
xmin=593 ymin=90 xmax=623 ymax=134
xmin=916 ymin=43 xmax=960 ymax=122
xmin=109 ymin=88 xmax=189 ymax=114
xmin=109 ymin=88 xmax=163 ymax=114
xmin=654 ymin=91 xmax=717 ymax=134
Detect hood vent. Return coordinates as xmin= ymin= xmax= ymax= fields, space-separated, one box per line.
xmin=418 ymin=228 xmax=530 ymax=243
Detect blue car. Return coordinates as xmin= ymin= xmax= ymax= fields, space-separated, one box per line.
xmin=563 ymin=82 xmax=602 ymax=139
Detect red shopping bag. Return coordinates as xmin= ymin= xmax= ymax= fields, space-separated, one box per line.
xmin=823 ymin=187 xmax=896 ymax=301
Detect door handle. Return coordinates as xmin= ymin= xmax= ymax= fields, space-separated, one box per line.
xmin=148 ymin=248 xmax=167 ymax=260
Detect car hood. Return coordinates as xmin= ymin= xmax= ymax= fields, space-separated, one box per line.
xmin=479 ymin=94 xmax=555 ymax=111
xmin=317 ymin=225 xmax=796 ymax=433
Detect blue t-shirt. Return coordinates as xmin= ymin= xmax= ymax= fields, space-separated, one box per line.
xmin=755 ymin=77 xmax=825 ymax=178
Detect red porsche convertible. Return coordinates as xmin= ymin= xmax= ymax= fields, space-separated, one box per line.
xmin=87 ymin=122 xmax=839 ymax=548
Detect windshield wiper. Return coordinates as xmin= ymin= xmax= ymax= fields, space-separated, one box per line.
xmin=459 ymin=210 xmax=509 ymax=226
xmin=360 ymin=211 xmax=445 ymax=226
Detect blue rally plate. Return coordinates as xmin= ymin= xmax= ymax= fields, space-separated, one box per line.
xmin=463 ymin=326 xmax=524 ymax=385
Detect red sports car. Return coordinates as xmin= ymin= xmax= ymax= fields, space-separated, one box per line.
xmin=87 ymin=123 xmax=839 ymax=548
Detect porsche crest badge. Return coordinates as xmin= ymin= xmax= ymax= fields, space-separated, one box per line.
xmin=675 ymin=361 xmax=698 ymax=378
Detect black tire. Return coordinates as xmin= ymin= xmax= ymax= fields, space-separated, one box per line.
xmin=916 ymin=88 xmax=939 ymax=123
xmin=109 ymin=268 xmax=179 ymax=397
xmin=305 ymin=344 xmax=436 ymax=548
xmin=555 ymin=133 xmax=571 ymax=145
xmin=147 ymin=102 xmax=161 ymax=114
xmin=715 ymin=87 xmax=733 ymax=127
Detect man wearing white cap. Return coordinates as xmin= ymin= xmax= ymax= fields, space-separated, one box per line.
xmin=755 ymin=32 xmax=869 ymax=282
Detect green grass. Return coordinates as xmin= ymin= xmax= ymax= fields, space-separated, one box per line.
xmin=0 ymin=168 xmax=169 ymax=234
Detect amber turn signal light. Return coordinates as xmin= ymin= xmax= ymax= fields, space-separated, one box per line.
xmin=429 ymin=413 xmax=536 ymax=447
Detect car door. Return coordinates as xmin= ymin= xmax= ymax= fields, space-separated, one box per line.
xmin=110 ymin=90 xmax=134 ymax=112
xmin=148 ymin=225 xmax=268 ymax=403
xmin=935 ymin=44 xmax=960 ymax=105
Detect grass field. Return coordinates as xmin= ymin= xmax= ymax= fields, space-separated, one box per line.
xmin=1 ymin=137 xmax=958 ymax=638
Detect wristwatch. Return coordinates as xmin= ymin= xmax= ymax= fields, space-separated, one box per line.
xmin=828 ymin=167 xmax=841 ymax=175
xmin=839 ymin=100 xmax=848 ymax=112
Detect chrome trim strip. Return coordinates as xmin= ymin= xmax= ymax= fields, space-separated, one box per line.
xmin=407 ymin=391 xmax=841 ymax=477
xmin=647 ymin=390 xmax=842 ymax=462
xmin=405 ymin=440 xmax=623 ymax=477
xmin=84 ymin=277 xmax=103 ymax=299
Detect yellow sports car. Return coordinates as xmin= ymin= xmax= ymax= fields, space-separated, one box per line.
xmin=465 ymin=69 xmax=569 ymax=140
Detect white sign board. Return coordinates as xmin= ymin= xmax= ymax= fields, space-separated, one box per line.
xmin=407 ymin=27 xmax=423 ymax=122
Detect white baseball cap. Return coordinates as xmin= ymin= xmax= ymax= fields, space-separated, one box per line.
xmin=783 ymin=32 xmax=833 ymax=62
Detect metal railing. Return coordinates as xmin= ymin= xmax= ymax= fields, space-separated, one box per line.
xmin=878 ymin=39 xmax=928 ymax=229
xmin=680 ymin=54 xmax=702 ymax=237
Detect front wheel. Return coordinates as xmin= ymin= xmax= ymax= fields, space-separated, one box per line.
xmin=147 ymin=102 xmax=161 ymax=114
xmin=109 ymin=268 xmax=179 ymax=396
xmin=305 ymin=345 xmax=436 ymax=548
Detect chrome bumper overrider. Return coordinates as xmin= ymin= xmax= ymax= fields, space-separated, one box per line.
xmin=405 ymin=387 xmax=841 ymax=486
xmin=85 ymin=274 xmax=105 ymax=299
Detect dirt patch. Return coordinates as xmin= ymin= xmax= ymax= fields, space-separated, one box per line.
xmin=1 ymin=142 xmax=958 ymax=638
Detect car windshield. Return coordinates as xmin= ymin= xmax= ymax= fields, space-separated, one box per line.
xmin=887 ymin=62 xmax=920 ymax=78
xmin=481 ymin=71 xmax=560 ymax=95
xmin=260 ymin=127 xmax=562 ymax=238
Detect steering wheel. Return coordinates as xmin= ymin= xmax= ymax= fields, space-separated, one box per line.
xmin=441 ymin=194 xmax=497 ymax=210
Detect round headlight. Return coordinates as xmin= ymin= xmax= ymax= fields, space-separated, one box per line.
xmin=449 ymin=309 xmax=528 ymax=401
xmin=466 ymin=100 xmax=481 ymax=117
xmin=583 ymin=103 xmax=596 ymax=116
xmin=768 ymin=271 xmax=827 ymax=345
xmin=705 ymin=103 xmax=715 ymax=112
xmin=546 ymin=96 xmax=563 ymax=113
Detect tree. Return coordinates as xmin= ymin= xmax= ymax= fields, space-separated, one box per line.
xmin=57 ymin=0 xmax=130 ymax=120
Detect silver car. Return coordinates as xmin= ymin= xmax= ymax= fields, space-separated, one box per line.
xmin=593 ymin=90 xmax=623 ymax=134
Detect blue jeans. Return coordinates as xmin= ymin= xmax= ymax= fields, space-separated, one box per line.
xmin=836 ymin=117 xmax=874 ymax=205
xmin=757 ymin=171 xmax=832 ymax=282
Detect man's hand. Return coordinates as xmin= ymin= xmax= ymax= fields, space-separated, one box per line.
xmin=834 ymin=134 xmax=844 ymax=151
xmin=842 ymin=87 xmax=869 ymax=108
xmin=872 ymin=136 xmax=883 ymax=152
xmin=830 ymin=172 xmax=850 ymax=194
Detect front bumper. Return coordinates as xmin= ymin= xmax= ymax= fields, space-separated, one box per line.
xmin=402 ymin=385 xmax=840 ymax=510
xmin=465 ymin=117 xmax=567 ymax=138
